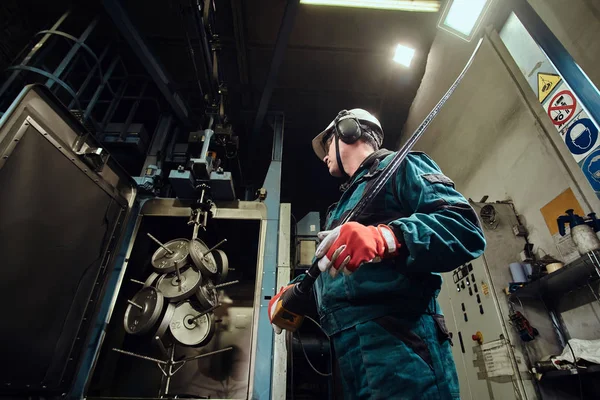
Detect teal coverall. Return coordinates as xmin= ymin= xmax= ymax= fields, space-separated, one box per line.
xmin=313 ymin=150 xmax=486 ymax=400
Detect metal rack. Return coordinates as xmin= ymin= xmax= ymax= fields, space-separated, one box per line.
xmin=510 ymin=251 xmax=600 ymax=381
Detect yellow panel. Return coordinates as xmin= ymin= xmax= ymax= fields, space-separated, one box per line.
xmin=540 ymin=188 xmax=585 ymax=236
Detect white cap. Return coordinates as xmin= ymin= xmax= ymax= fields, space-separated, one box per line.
xmin=311 ymin=108 xmax=383 ymax=160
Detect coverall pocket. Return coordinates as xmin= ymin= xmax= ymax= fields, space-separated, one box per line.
xmin=432 ymin=314 xmax=452 ymax=345
xmin=373 ymin=315 xmax=433 ymax=369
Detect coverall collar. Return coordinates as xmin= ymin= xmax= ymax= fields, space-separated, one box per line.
xmin=340 ymin=148 xmax=392 ymax=192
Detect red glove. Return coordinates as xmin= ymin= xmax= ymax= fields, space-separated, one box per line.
xmin=315 ymin=222 xmax=401 ymax=277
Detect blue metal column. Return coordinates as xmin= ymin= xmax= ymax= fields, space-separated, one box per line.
xmin=254 ymin=115 xmax=284 ymax=399
xmin=513 ymin=0 xmax=600 ymax=123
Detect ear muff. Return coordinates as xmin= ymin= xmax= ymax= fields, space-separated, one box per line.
xmin=334 ymin=110 xmax=362 ymax=144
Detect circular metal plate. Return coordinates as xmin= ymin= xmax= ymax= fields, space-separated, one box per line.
xmin=144 ymin=271 xmax=161 ymax=288
xmin=151 ymin=238 xmax=190 ymax=273
xmin=123 ymin=287 xmax=164 ymax=335
xmin=156 ymin=267 xmax=202 ymax=302
xmin=195 ymin=279 xmax=218 ymax=309
xmin=155 ymin=303 xmax=176 ymax=340
xmin=189 ymin=239 xmax=218 ymax=277
xmin=214 ymin=249 xmax=229 ymax=284
xmin=169 ymin=301 xmax=215 ymax=347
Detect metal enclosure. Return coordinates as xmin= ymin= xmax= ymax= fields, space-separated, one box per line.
xmin=0 ymin=85 xmax=136 ymax=395
xmin=85 ymin=198 xmax=269 ymax=399
xmin=439 ymin=202 xmax=553 ymax=400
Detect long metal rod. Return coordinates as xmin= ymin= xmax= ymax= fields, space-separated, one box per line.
xmin=203 ymin=238 xmax=227 ymax=257
xmin=182 ymin=346 xmax=234 ymax=362
xmin=215 ymin=280 xmax=239 ymax=289
xmin=298 ymin=38 xmax=484 ymax=294
xmin=147 ymin=233 xmax=174 ymax=254
xmin=112 ymin=348 xmax=167 ymax=364
xmin=127 ymin=299 xmax=143 ymax=310
xmin=190 ymin=303 xmax=221 ymax=322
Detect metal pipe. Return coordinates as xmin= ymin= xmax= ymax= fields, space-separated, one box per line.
xmin=182 ymin=346 xmax=233 ymax=361
xmin=203 ymin=239 xmax=227 ymax=257
xmin=147 ymin=233 xmax=174 ymax=254
xmin=127 ymin=299 xmax=143 ymax=310
xmin=215 ymin=280 xmax=239 ymax=289
xmin=190 ymin=303 xmax=221 ymax=322
xmin=112 ymin=348 xmax=167 ymax=364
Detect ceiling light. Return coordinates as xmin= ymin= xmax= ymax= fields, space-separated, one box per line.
xmin=438 ymin=0 xmax=492 ymax=41
xmin=393 ymin=44 xmax=415 ymax=67
xmin=300 ymin=0 xmax=440 ymax=12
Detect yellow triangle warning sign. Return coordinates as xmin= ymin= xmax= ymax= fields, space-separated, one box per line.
xmin=538 ymin=73 xmax=561 ymax=103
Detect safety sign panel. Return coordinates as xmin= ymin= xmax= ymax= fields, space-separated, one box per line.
xmin=538 ymin=73 xmax=561 ymax=103
xmin=543 ymin=83 xmax=581 ymax=131
xmin=580 ymin=148 xmax=600 ymax=192
xmin=563 ymin=111 xmax=600 ymax=162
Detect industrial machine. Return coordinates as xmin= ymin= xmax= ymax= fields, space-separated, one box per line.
xmin=0 ymin=0 xmax=292 ymax=396
xmin=0 ymin=84 xmax=284 ymax=400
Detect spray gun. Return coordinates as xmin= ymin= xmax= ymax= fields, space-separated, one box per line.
xmin=557 ymin=209 xmax=600 ymax=255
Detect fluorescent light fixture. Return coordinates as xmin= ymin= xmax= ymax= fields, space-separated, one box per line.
xmin=438 ymin=0 xmax=492 ymax=41
xmin=300 ymin=0 xmax=440 ymax=12
xmin=393 ymin=44 xmax=415 ymax=67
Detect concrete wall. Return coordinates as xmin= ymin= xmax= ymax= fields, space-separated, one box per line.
xmin=400 ymin=3 xmax=600 ymax=397
xmin=528 ymin=0 xmax=600 ymax=90
xmin=401 ymin=31 xmax=600 ymax=260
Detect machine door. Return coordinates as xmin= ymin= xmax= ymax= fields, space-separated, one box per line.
xmin=0 ymin=85 xmax=136 ymax=395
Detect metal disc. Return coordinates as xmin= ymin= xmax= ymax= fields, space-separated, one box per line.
xmin=156 ymin=267 xmax=202 ymax=302
xmin=151 ymin=238 xmax=190 ymax=273
xmin=155 ymin=303 xmax=176 ymax=340
xmin=124 ymin=287 xmax=164 ymax=335
xmin=213 ymin=249 xmax=229 ymax=284
xmin=144 ymin=271 xmax=160 ymax=288
xmin=189 ymin=239 xmax=218 ymax=277
xmin=195 ymin=279 xmax=218 ymax=309
xmin=169 ymin=301 xmax=215 ymax=347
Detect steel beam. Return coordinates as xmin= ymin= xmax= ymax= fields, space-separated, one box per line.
xmin=514 ymin=0 xmax=600 ymax=125
xmin=251 ymin=0 xmax=300 ymax=139
xmin=103 ymin=0 xmax=191 ymax=126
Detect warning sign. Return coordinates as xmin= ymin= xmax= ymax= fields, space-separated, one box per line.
xmin=543 ymin=84 xmax=580 ymax=130
xmin=538 ymin=73 xmax=561 ymax=103
xmin=563 ymin=111 xmax=600 ymax=162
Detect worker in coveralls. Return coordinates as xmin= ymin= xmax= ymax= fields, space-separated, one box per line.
xmin=269 ymin=109 xmax=486 ymax=399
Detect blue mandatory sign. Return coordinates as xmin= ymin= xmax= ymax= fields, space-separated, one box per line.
xmin=581 ymin=148 xmax=600 ymax=191
xmin=566 ymin=118 xmax=598 ymax=155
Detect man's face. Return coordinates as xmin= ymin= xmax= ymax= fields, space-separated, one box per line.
xmin=323 ymin=134 xmax=343 ymax=178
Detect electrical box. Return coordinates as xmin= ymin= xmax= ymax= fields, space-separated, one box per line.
xmin=438 ymin=202 xmax=543 ymax=400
